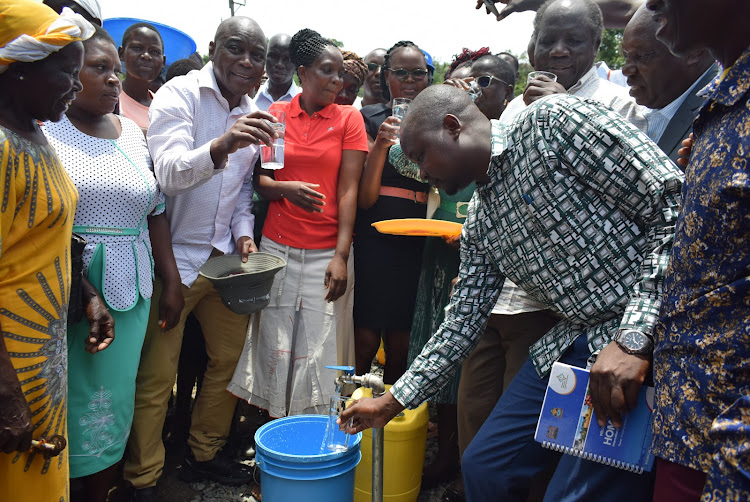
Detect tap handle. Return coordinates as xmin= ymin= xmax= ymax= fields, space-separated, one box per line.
xmin=325 ymin=365 xmax=355 ymax=375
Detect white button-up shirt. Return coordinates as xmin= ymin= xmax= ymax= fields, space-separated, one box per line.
xmin=254 ymin=79 xmax=301 ymax=111
xmin=148 ymin=63 xmax=259 ymax=286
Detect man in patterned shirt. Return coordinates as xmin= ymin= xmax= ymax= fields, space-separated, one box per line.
xmin=341 ymin=85 xmax=682 ymax=501
xmin=646 ymin=1 xmax=750 ymax=500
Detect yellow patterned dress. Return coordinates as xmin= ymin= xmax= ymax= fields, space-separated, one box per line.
xmin=0 ymin=125 xmax=78 ymax=502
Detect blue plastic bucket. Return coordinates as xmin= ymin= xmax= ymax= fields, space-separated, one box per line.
xmin=255 ymin=415 xmax=362 ymax=502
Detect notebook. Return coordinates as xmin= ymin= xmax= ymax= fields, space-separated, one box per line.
xmin=534 ymin=362 xmax=655 ymax=473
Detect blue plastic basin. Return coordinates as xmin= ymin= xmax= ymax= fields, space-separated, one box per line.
xmin=255 ymin=415 xmax=362 ymax=502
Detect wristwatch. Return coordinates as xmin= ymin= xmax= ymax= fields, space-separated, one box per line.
xmin=614 ymin=329 xmax=653 ymax=355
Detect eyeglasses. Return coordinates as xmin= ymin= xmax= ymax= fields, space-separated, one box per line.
xmin=389 ymin=68 xmax=430 ymax=81
xmin=475 ymin=75 xmax=511 ymax=88
xmin=367 ymin=62 xmax=381 ymax=72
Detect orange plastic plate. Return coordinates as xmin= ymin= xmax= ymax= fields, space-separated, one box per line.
xmin=371 ymin=218 xmax=463 ymax=238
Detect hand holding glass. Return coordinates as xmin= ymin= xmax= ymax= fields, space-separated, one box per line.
xmin=261 ymin=110 xmax=285 ymax=170
xmin=325 ymin=395 xmax=353 ymax=452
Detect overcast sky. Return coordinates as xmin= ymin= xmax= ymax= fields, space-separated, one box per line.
xmin=100 ymin=0 xmax=536 ymax=64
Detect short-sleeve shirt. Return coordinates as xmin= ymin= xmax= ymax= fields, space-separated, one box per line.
xmin=262 ymin=95 xmax=368 ymax=249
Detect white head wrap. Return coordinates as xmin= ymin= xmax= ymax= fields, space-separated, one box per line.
xmin=71 ymin=0 xmax=102 ymax=21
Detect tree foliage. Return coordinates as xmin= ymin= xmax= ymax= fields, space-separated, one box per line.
xmin=597 ymin=29 xmax=625 ymax=69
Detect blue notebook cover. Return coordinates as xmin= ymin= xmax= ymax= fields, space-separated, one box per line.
xmin=534 ymin=362 xmax=655 ymax=473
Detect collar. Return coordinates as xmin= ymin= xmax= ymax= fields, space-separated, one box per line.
xmin=258 ymin=79 xmax=301 ymax=102
xmin=197 ymin=62 xmax=254 ymax=113
xmin=699 ymin=44 xmax=750 ymax=107
xmin=287 ymin=93 xmax=337 ymax=119
xmin=566 ymin=66 xmax=599 ymax=95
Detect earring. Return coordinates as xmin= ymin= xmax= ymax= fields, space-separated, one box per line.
xmin=18 ymin=75 xmax=24 ymax=80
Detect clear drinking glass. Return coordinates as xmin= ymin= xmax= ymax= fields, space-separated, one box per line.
xmin=468 ymin=80 xmax=482 ymax=102
xmin=261 ymin=109 xmax=286 ymax=170
xmin=391 ymin=97 xmax=411 ymax=142
xmin=527 ymin=71 xmax=558 ymax=84
xmin=325 ymin=395 xmax=352 ymax=452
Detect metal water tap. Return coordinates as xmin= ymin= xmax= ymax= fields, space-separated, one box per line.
xmin=326 ymin=365 xmax=386 ymax=502
xmin=326 ymin=365 xmax=386 ymax=396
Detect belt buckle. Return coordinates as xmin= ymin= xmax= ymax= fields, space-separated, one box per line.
xmin=456 ymin=202 xmax=469 ymax=218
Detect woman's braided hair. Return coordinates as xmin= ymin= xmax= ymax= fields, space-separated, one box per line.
xmin=341 ymin=50 xmax=367 ymax=86
xmin=379 ymin=40 xmax=431 ymax=101
xmin=289 ymin=28 xmax=338 ymax=77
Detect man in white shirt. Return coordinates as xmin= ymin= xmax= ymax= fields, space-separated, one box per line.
xmin=124 ymin=16 xmax=276 ymax=501
xmin=621 ymin=3 xmax=717 ymax=163
xmin=254 ymin=33 xmax=300 ymax=112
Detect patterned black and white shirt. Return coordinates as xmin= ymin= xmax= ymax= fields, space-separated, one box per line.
xmin=391 ymin=93 xmax=683 ymax=409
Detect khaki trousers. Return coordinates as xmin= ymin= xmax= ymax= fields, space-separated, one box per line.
xmin=457 ymin=310 xmax=561 ymax=456
xmin=124 ymin=275 xmax=250 ymax=488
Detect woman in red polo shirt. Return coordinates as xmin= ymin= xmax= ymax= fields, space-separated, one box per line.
xmin=227 ymin=28 xmax=368 ymax=418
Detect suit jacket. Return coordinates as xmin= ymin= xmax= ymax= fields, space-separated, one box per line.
xmin=658 ymin=63 xmax=720 ymax=164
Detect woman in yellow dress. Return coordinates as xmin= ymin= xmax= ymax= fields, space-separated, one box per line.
xmin=0 ymin=2 xmax=95 ymax=501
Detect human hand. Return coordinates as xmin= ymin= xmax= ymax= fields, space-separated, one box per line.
xmin=82 ymin=277 xmax=115 ymax=354
xmin=442 ymin=234 xmax=461 ymax=250
xmin=338 ymin=392 xmax=405 ymax=434
xmin=374 ymin=116 xmax=402 ymax=149
xmin=475 ymin=0 xmax=544 ymax=21
xmin=443 ymin=77 xmax=473 ymax=91
xmin=0 ymin=364 xmax=33 ymax=453
xmin=324 ymin=254 xmax=348 ymax=302
xmin=158 ymin=279 xmax=184 ymax=332
xmin=589 ymin=341 xmax=650 ymax=428
xmin=523 ymin=76 xmax=566 ymax=105
xmin=236 ymin=235 xmax=259 ymax=263
xmin=280 ymin=181 xmax=326 ymax=212
xmin=677 ymin=133 xmax=693 ymax=168
xmin=212 ymin=110 xmax=277 ymax=160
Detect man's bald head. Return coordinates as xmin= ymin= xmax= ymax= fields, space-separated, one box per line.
xmin=402 ymin=85 xmax=476 ymax=141
xmin=400 ymin=86 xmax=492 ymax=195
xmin=214 ymin=16 xmax=264 ymax=45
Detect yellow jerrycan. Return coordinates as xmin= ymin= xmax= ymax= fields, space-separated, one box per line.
xmin=352 ymin=385 xmax=429 ymax=502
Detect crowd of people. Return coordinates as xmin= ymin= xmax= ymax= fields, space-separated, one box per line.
xmin=0 ymin=0 xmax=747 ymax=502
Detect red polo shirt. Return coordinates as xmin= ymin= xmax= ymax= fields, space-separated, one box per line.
xmin=263 ymin=95 xmax=368 ymax=249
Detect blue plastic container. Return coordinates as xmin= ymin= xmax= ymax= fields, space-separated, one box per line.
xmin=102 ymin=17 xmax=197 ymax=69
xmin=255 ymin=415 xmax=362 ymax=502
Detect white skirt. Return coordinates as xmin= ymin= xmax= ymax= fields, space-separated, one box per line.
xmin=227 ymin=238 xmax=354 ymax=418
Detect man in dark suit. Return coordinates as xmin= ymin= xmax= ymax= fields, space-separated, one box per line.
xmin=621 ymin=3 xmax=717 ymax=164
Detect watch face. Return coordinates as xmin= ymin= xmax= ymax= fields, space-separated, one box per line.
xmin=618 ymin=330 xmax=652 ymax=354
xmin=623 ymin=331 xmax=647 ymax=350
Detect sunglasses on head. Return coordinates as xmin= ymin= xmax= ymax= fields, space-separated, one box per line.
xmin=476 ymin=75 xmax=510 ymax=88
xmin=367 ymin=62 xmax=381 ymax=72
xmin=389 ymin=68 xmax=430 ymax=81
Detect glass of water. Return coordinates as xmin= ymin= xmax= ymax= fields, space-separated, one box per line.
xmin=325 ymin=395 xmax=352 ymax=452
xmin=261 ymin=109 xmax=286 ymax=170
xmin=392 ymin=97 xmax=411 ymax=142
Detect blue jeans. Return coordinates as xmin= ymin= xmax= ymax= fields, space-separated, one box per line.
xmin=462 ymin=334 xmax=655 ymax=501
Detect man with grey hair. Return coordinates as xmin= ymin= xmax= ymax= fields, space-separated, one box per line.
xmin=621 ymin=3 xmax=717 ymax=163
